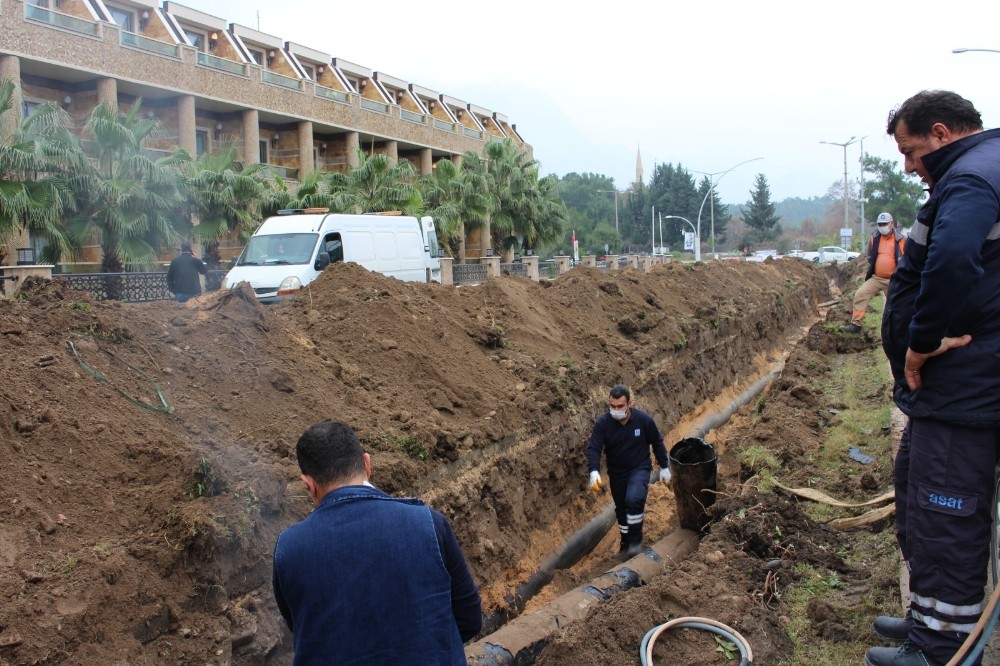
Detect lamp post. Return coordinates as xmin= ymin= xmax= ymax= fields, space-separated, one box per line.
xmin=663 ymin=215 xmax=697 ymax=260
xmin=820 ymin=137 xmax=860 ymax=247
xmin=858 ymin=136 xmax=867 ymax=239
xmin=693 ymin=157 xmax=763 ymax=259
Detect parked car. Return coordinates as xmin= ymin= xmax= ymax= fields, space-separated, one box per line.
xmin=783 ymin=250 xmax=808 ymax=259
xmin=804 ymin=246 xmax=860 ymax=264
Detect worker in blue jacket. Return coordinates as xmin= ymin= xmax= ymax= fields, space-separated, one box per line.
xmin=587 ymin=384 xmax=671 ymax=558
xmin=273 ymin=420 xmax=482 ymax=665
xmin=866 ymin=90 xmax=1000 ymax=666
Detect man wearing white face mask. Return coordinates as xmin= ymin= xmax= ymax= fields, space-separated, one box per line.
xmin=586 ymin=384 xmax=671 ymax=558
xmin=842 ymin=212 xmax=907 ymax=334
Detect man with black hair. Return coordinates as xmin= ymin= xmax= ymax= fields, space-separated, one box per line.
xmin=272 ymin=420 xmax=481 ymax=665
xmin=165 ymin=240 xmax=206 ymax=303
xmin=586 ymin=384 xmax=671 ymax=558
xmin=866 ymin=90 xmax=1000 ymax=666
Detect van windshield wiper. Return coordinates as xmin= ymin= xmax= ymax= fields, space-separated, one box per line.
xmin=239 ymin=260 xmax=260 ymax=266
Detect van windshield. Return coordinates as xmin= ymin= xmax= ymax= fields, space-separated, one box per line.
xmin=236 ymin=233 xmax=318 ymax=266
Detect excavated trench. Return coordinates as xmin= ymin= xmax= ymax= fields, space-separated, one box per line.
xmin=411 ymin=280 xmax=836 ymax=662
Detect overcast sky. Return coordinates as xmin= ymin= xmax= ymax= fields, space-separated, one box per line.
xmin=186 ymin=0 xmax=997 ymax=203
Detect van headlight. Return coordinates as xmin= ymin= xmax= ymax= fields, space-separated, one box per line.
xmin=276 ymin=276 xmax=303 ymax=297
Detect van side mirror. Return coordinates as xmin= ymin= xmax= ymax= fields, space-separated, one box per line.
xmin=315 ymin=253 xmax=331 ymax=271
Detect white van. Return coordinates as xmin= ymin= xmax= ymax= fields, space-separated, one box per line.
xmin=221 ymin=209 xmax=442 ymax=302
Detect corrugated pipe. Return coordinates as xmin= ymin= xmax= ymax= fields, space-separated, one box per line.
xmin=466 ymin=530 xmax=700 ymax=665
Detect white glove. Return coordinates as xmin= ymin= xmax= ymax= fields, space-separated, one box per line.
xmin=589 ymin=470 xmax=602 ymax=492
xmin=659 ymin=467 xmax=672 ymax=485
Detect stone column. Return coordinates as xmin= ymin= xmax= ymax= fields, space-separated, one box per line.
xmin=96 ymin=77 xmax=117 ymax=111
xmin=606 ymin=255 xmax=619 ymax=271
xmin=482 ymin=256 xmax=500 ymax=279
xmin=582 ymin=255 xmax=596 ymax=268
xmin=242 ymin=109 xmax=260 ymax=164
xmin=177 ymin=95 xmax=196 ymax=157
xmin=555 ymin=256 xmax=571 ymax=275
xmin=298 ymin=120 xmax=314 ymax=178
xmin=439 ymin=257 xmax=453 ymax=286
xmin=0 ymin=55 xmax=21 ymax=142
xmin=524 ymin=256 xmax=539 ymax=282
xmin=346 ymin=131 xmax=360 ymax=168
xmin=639 ymin=256 xmax=654 ymax=272
xmin=420 ymin=147 xmax=433 ymax=175
xmin=385 ymin=140 xmax=398 ymax=162
xmin=628 ymin=254 xmax=639 ymax=269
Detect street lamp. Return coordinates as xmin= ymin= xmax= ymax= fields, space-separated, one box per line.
xmin=663 ymin=215 xmax=697 ymax=260
xmin=820 ymin=137 xmax=860 ymax=247
xmin=693 ymin=157 xmax=763 ymax=259
xmin=858 ymin=136 xmax=868 ymax=239
xmin=952 ymin=48 xmax=1000 ymax=54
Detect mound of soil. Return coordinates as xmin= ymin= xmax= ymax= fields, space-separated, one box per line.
xmin=1 ymin=260 xmax=837 ymax=664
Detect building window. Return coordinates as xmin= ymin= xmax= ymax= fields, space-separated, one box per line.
xmin=301 ymin=64 xmax=314 ymax=80
xmin=259 ymin=139 xmax=269 ymax=164
xmin=107 ymin=6 xmax=134 ymax=32
xmin=248 ymin=49 xmax=263 ymax=65
xmin=184 ymin=29 xmax=205 ymax=51
xmin=28 ymin=0 xmax=50 ymax=7
xmin=22 ymin=100 xmax=40 ymax=117
xmin=195 ymin=129 xmax=208 ymax=156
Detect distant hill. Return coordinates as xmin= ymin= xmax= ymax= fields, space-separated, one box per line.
xmin=727 ymin=195 xmax=834 ymax=230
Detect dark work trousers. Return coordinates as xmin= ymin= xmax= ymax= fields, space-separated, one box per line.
xmin=895 ymin=417 xmax=1000 ymax=664
xmin=609 ymin=466 xmax=651 ymax=546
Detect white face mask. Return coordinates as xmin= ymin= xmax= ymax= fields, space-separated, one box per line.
xmin=609 ymin=408 xmax=628 ymax=421
xmin=878 ymin=225 xmax=892 ymax=235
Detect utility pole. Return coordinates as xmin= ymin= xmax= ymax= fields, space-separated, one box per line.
xmin=858 ymin=137 xmax=867 ymax=241
xmin=820 ymin=137 xmax=860 ymax=248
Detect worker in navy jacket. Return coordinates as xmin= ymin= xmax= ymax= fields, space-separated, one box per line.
xmin=866 ymin=90 xmax=1000 ymax=666
xmin=273 ymin=420 xmax=481 ymax=665
xmin=587 ymin=384 xmax=671 ymax=558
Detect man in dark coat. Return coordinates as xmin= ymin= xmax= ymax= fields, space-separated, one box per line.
xmin=866 ymin=90 xmax=1000 ymax=666
xmin=166 ymin=241 xmax=206 ymax=303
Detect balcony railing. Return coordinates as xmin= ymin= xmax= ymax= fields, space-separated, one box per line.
xmin=463 ymin=127 xmax=483 ymax=140
xmin=196 ymin=51 xmax=246 ymax=76
xmin=120 ymin=31 xmax=179 ymax=58
xmin=315 ymin=85 xmax=349 ymax=103
xmin=360 ymin=98 xmax=389 ymax=114
xmin=53 ymin=271 xmax=227 ymax=302
xmin=434 ymin=119 xmax=456 ymax=132
xmin=262 ymin=70 xmax=303 ymax=91
xmin=266 ymin=165 xmax=300 ymax=180
xmin=25 ymin=4 xmax=99 ymax=36
xmin=400 ymin=109 xmax=425 ymax=124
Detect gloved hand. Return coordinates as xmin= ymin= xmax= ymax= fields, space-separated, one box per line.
xmin=659 ymin=467 xmax=672 ymax=485
xmin=589 ymin=470 xmax=602 ymax=492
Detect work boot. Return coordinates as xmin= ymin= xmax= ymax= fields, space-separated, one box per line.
xmin=872 ymin=613 xmax=913 ymax=644
xmin=841 ymin=322 xmax=863 ymax=334
xmin=864 ymin=640 xmax=942 ymax=666
xmin=617 ymin=529 xmax=629 ymax=556
xmin=625 ymin=522 xmax=644 ymax=557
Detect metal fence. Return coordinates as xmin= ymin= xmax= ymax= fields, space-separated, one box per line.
xmin=453 ymin=263 xmax=487 ymax=285
xmin=500 ymin=263 xmax=527 ymax=278
xmin=54 ymin=270 xmax=228 ymax=302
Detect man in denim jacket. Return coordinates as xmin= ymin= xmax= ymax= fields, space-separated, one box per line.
xmin=273 ymin=420 xmax=482 ymax=665
xmin=866 ymin=91 xmax=1000 ymax=666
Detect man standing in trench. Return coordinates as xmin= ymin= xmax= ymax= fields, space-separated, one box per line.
xmin=866 ymin=90 xmax=1000 ymax=666
xmin=273 ymin=420 xmax=482 ymax=665
xmin=587 ymin=384 xmax=671 ymax=558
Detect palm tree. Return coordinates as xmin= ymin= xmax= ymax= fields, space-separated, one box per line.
xmin=416 ymin=158 xmax=488 ymax=259
xmin=65 ymin=100 xmax=185 ymax=275
xmin=182 ymin=146 xmax=269 ymax=267
xmin=327 ymin=150 xmax=420 ymax=214
xmin=259 ymin=168 xmax=338 ymax=220
xmin=0 ymin=80 xmax=77 ymax=263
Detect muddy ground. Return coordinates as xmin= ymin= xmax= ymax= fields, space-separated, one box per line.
xmin=0 ymin=257 xmax=894 ymax=665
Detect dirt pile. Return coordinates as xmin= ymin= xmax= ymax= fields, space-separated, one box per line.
xmin=1 ymin=259 xmax=832 ymax=664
